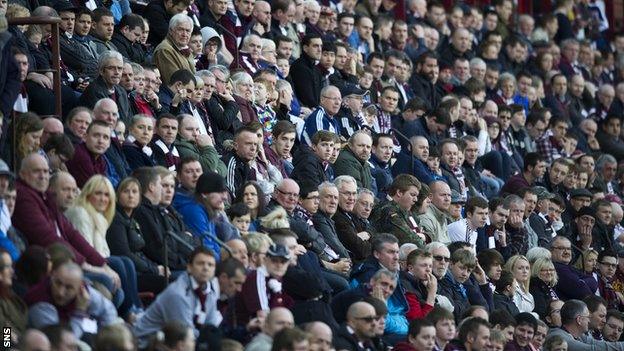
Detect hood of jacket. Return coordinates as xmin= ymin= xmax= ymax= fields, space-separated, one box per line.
xmin=200 ymin=26 xmax=223 ymax=51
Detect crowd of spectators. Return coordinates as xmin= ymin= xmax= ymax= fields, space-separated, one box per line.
xmin=2 ymin=0 xmax=624 ymax=350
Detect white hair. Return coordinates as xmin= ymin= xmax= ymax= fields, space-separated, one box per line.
xmin=169 ymin=13 xmax=193 ymax=31
xmin=98 ymin=50 xmax=123 ymax=71
xmin=334 ymin=175 xmax=357 ymax=190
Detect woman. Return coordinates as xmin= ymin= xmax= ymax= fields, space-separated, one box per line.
xmin=504 ymin=255 xmax=535 ymax=313
xmin=122 ymin=114 xmax=157 ymax=170
xmin=107 ymin=177 xmax=168 ymax=294
xmin=11 ymin=113 xmax=44 ymax=169
xmin=573 ymin=248 xmax=600 ymax=294
xmin=235 ymin=181 xmax=266 ymax=232
xmin=529 ymin=257 xmax=560 ymax=318
xmin=64 ymin=175 xmax=143 ymax=317
xmin=231 ymin=71 xmax=258 ymax=125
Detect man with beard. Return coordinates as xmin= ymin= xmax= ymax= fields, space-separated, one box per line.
xmin=410 ymin=51 xmax=442 ymax=111
xmin=333 ymin=131 xmax=374 ymax=190
xmin=602 ymin=310 xmax=624 ymax=342
xmin=540 ymin=157 xmax=570 ymax=198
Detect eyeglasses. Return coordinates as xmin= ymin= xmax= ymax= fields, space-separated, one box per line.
xmin=433 ymin=256 xmax=451 ymax=262
xmin=276 ymin=188 xmax=299 ymax=198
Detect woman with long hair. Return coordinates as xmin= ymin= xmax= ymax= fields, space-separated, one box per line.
xmin=107 ymin=177 xmax=168 ymax=294
xmin=504 ymin=255 xmax=535 ymax=313
xmin=529 ymin=258 xmax=560 ymax=318
xmin=573 ymin=248 xmax=600 ymax=294
xmin=11 ymin=113 xmax=44 ymax=169
xmin=235 ymin=182 xmax=266 ymax=230
xmin=65 ymin=175 xmax=143 ymax=318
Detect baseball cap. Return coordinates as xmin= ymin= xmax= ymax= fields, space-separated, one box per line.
xmin=266 ymin=244 xmax=292 ymax=260
xmin=340 ymin=85 xmax=369 ymax=98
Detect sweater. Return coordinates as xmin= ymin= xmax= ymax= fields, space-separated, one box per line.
xmin=65 ymin=206 xmax=111 ymax=258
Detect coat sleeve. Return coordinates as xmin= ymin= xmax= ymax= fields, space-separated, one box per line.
xmin=289 ymin=64 xmax=316 ymax=108
xmin=106 ymin=217 xmax=158 ymax=275
xmin=0 ymin=43 xmax=21 ymax=119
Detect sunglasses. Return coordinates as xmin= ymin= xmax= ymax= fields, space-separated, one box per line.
xmin=433 ymin=255 xmax=451 ymax=262
xmin=356 ymin=316 xmax=377 ymax=323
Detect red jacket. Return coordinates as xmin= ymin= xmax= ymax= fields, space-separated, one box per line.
xmin=12 ymin=179 xmax=106 ymax=266
xmin=65 ymin=143 xmax=107 ymax=188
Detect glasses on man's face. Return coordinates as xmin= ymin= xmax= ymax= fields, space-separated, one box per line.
xmin=356 ymin=316 xmax=377 ymax=323
xmin=433 ymin=255 xmax=450 ymax=262
xmin=276 ymin=188 xmax=299 ymax=198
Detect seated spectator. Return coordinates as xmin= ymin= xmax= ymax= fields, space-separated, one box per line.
xmin=65 ymin=120 xmax=111 ymax=188
xmin=78 ymin=51 xmax=131 ymax=123
xmin=235 ymin=244 xmax=294 ymax=325
xmin=263 ymin=120 xmax=296 ymax=179
xmin=369 ymin=133 xmax=394 ymax=199
xmin=175 ymin=114 xmax=226 ymax=175
xmin=159 ymin=69 xmax=196 ymax=115
xmin=445 ymin=316 xmax=491 ymax=351
xmin=106 ymin=176 xmax=168 ymax=294
xmin=601 ymin=310 xmax=624 ymax=342
xmin=173 ymin=171 xmax=238 ymax=261
xmin=122 ymin=115 xmax=157 ymax=170
xmin=0 ymin=248 xmax=27 ymax=339
xmin=232 ymin=34 xmax=262 ymax=74
xmin=551 ymin=236 xmax=594 ymax=301
xmin=150 ymin=114 xmax=180 ymax=171
xmin=448 ymin=196 xmax=489 ymax=249
xmin=333 ymin=176 xmax=373 ymax=262
xmin=64 ymin=107 xmax=93 ymax=144
xmin=24 ymin=261 xmax=118 ymax=340
xmin=291 ymin=130 xmax=335 ymax=187
xmin=301 ymin=85 xmax=343 ymax=146
xmin=584 ymin=295 xmax=608 ymax=340
xmin=504 ymin=255 xmax=534 ymax=313
xmin=134 ymin=247 xmax=222 ymax=348
xmin=394 ymin=319 xmax=437 ymax=351
xmin=501 ymin=153 xmax=546 ymax=196
xmin=529 ymin=257 xmax=559 ymax=318
xmin=111 ymin=14 xmax=146 ymax=64
xmin=493 ymin=271 xmax=520 ymax=316
xmin=392 ymin=136 xmax=441 ymax=185
xmin=401 ymin=249 xmax=438 ymax=321
xmin=373 ymin=174 xmax=426 ymax=246
xmin=596 ymin=250 xmax=621 ymax=310
xmin=333 ymin=301 xmax=379 ymax=351
xmin=89 ymin=8 xmax=118 ymax=55
xmin=64 ymin=175 xmax=143 ymax=317
xmin=504 ymin=313 xmax=538 ymax=351
xmin=154 ymin=14 xmax=196 ymax=85
xmin=595 ymin=115 xmax=624 ymax=162
xmin=333 ymin=131 xmax=374 ymax=190
xmin=245 ymin=307 xmax=294 ymax=351
xmin=313 ymin=182 xmax=350 ymax=267
xmin=417 ymin=181 xmax=452 ymax=244
xmin=349 ymin=234 xmax=409 ymax=340
xmin=42 ymin=134 xmax=75 ymax=173
xmin=222 ymin=126 xmax=260 ymax=196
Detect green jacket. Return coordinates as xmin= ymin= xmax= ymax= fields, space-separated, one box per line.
xmin=333 ymin=146 xmax=373 ymax=190
xmin=174 ymin=137 xmax=227 ymax=177
xmin=372 ymin=200 xmax=425 ymax=247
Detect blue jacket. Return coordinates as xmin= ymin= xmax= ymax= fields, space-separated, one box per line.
xmin=349 ymin=256 xmax=408 ymax=335
xmin=368 ymin=154 xmax=391 ymax=199
xmin=301 ymin=107 xmax=340 ymax=146
xmin=172 ymin=189 xmax=220 ymax=260
xmin=392 ymin=151 xmax=442 ymax=185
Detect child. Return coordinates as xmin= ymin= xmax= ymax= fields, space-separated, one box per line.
xmin=291 ymin=130 xmax=335 ymax=186
xmin=488 ymin=329 xmax=508 ymax=351
xmin=492 ymin=270 xmax=521 ymax=316
xmin=276 ymin=57 xmax=290 ymax=78
xmin=427 ymin=306 xmax=456 ymax=351
xmin=426 ymin=147 xmax=442 ymax=177
xmin=227 ymin=203 xmax=252 ymax=235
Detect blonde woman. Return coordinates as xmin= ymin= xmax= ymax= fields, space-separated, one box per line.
xmin=529 ymin=258 xmax=559 ymax=318
xmin=504 ymin=255 xmax=535 ymax=313
xmin=573 ymin=249 xmax=600 ymax=295
xmin=65 ymin=175 xmax=143 ymax=317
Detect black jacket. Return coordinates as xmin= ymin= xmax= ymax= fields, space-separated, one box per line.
xmin=143 ymin=0 xmax=172 ymax=47
xmin=133 ymin=197 xmax=196 ymax=271
xmin=333 ymin=209 xmax=371 ymax=262
xmin=333 ymin=324 xmax=373 ymax=351
xmin=205 ymin=95 xmax=242 ymax=153
xmin=289 ymin=51 xmax=323 ymax=108
xmin=291 ymin=145 xmax=329 ymax=187
xmin=122 ymin=141 xmax=157 ymax=171
xmin=78 ymin=76 xmax=132 ymax=123
xmin=530 ymin=276 xmax=558 ymax=318
xmin=492 ymin=292 xmax=520 ymax=316
xmin=312 ymin=210 xmax=349 ymax=259
xmin=59 ymin=32 xmax=98 ymax=79
xmin=107 ymin=209 xmax=159 ymax=275
xmin=111 ymin=31 xmax=146 ymax=65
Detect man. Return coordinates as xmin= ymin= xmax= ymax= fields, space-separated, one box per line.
xmin=373 ymin=174 xmax=425 ymax=246
xmin=175 ymin=114 xmax=225 ymax=175
xmin=418 ymin=181 xmax=452 ymax=244
xmin=154 ymin=14 xmax=196 ymax=85
xmin=393 ymin=136 xmax=440 ymax=185
xmin=55 ymin=1 xmax=98 ymax=83
xmin=602 ymin=310 xmax=624 ymax=342
xmin=151 ymin=114 xmax=180 ymax=171
xmin=134 ymin=247 xmax=221 ymax=348
xmin=505 ymin=313 xmax=538 ymax=351
xmin=235 ymin=244 xmax=293 ymax=324
xmin=89 ymin=8 xmax=118 ymax=55
xmin=333 ymin=176 xmax=372 ymax=262
xmin=78 ymin=51 xmax=131 ymax=123
xmin=64 ymin=107 xmax=93 ymax=144
xmin=542 ymin=158 xmax=570 ymax=197
xmin=439 ymin=27 xmax=474 ymax=67
xmin=562 ymin=188 xmax=593 ymax=224
xmin=595 ymin=154 xmax=618 ymax=194
xmin=439 ymin=139 xmax=467 ymax=201
xmin=313 ymin=182 xmax=350 ymax=263
xmin=265 ymin=120 xmax=296 ymax=178
xmin=245 ymin=307 xmax=295 ymax=351
xmin=49 ymin=172 xmax=79 ymax=212
xmin=65 ymin=120 xmax=111 ymax=188
xmin=25 ymin=261 xmax=118 ymax=339
xmin=42 ymin=325 xmax=80 ymax=351
xmin=222 ymin=126 xmax=259 ymax=196
xmin=584 ymin=296 xmax=608 ymax=340
xmin=333 ymin=302 xmax=378 ymax=351
xmin=13 ymin=154 xmax=116 ymax=275
xmin=175 ymin=157 xmax=203 ymax=194
xmin=596 ymin=115 xmax=624 ymax=162
xmin=547 ymin=299 xmax=624 ymax=351
xmin=333 ymin=131 xmax=374 ymax=190
xmin=501 ymin=153 xmax=546 ymax=195
xmin=408 ymin=108 xmax=450 ymax=150
xmin=235 ymin=34 xmax=262 ymax=74
xmin=536 ymin=114 xmax=569 ymax=165
xmin=349 ymin=234 xmax=409 ymax=339
xmin=290 ymin=33 xmax=323 ymax=108
xmin=306 ymin=322 xmax=333 ymax=351
xmin=447 ymin=317 xmax=491 ymax=351
xmin=215 ymin=258 xmax=248 ymax=336
xmin=597 ymin=250 xmax=621 ymax=310
xmin=369 ymin=133 xmax=394 ymax=199
xmin=551 ymin=236 xmax=594 ymax=300
xmin=347 ymin=16 xmax=374 ymax=60
xmin=301 ymin=85 xmax=343 ymax=146
xmin=448 ymin=197 xmax=489 ymax=249
xmin=199 ymin=0 xmax=237 ymax=54
xmin=401 ymin=250 xmax=438 ymax=320
xmin=410 ymin=51 xmax=442 ymax=111
xmin=474 ymin=197 xmax=512 ymax=256
xmin=111 ymin=14 xmax=146 ymax=64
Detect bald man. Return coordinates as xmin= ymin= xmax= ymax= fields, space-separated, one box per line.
xmin=21 ymin=329 xmax=51 ymax=351
xmin=334 ymin=132 xmax=374 ymax=190
xmin=41 ymin=118 xmax=64 ymax=145
xmin=25 ymin=262 xmax=118 ymax=339
xmin=301 ymin=85 xmax=342 ymax=145
xmin=334 ymin=302 xmax=377 ymax=350
xmin=417 ymin=181 xmax=452 ymax=244
xmin=49 ymin=171 xmax=79 ymax=211
xmin=306 ymin=322 xmax=333 ymax=351
xmin=246 ymin=307 xmax=295 ymax=351
xmin=223 ymin=238 xmax=249 ymax=267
